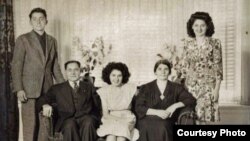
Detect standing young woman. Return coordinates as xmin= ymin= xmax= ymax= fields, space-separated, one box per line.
xmin=179 ymin=12 xmax=223 ymax=124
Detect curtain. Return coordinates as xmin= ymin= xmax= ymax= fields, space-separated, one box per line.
xmin=240 ymin=0 xmax=250 ymax=105
xmin=12 ymin=0 xmax=250 ymax=140
xmin=12 ymin=0 xmax=240 ymax=102
xmin=0 ymin=0 xmax=18 ymax=141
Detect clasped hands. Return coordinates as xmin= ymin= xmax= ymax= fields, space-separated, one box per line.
xmin=155 ymin=105 xmax=177 ymax=119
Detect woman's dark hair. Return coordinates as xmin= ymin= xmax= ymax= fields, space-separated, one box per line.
xmin=154 ymin=59 xmax=172 ymax=74
xmin=29 ymin=7 xmax=47 ymax=19
xmin=187 ymin=11 xmax=214 ymax=37
xmin=102 ymin=62 xmax=131 ymax=84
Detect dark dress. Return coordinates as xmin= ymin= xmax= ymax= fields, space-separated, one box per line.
xmin=135 ymin=80 xmax=196 ymax=141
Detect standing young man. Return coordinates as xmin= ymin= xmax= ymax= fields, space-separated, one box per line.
xmin=11 ymin=7 xmax=65 ymax=141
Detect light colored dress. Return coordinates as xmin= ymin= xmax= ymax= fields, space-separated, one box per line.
xmin=179 ymin=37 xmax=223 ymax=122
xmin=97 ymin=83 xmax=139 ymax=141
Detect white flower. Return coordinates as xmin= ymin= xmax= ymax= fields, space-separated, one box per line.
xmin=73 ymin=36 xmax=112 ymax=73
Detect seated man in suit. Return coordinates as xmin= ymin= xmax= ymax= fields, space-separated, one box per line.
xmin=39 ymin=60 xmax=101 ymax=141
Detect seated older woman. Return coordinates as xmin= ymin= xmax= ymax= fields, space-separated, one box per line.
xmin=135 ymin=59 xmax=196 ymax=141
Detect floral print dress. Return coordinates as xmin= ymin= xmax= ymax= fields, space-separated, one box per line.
xmin=178 ymin=37 xmax=223 ymax=122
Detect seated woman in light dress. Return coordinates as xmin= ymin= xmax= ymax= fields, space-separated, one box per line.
xmin=97 ymin=62 xmax=139 ymax=141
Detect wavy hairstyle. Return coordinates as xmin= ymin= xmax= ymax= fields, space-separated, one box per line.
xmin=187 ymin=11 xmax=215 ymax=37
xmin=102 ymin=62 xmax=131 ymax=84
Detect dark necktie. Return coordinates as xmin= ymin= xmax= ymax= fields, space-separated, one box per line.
xmin=73 ymin=82 xmax=79 ymax=94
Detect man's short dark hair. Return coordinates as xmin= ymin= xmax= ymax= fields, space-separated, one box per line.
xmin=29 ymin=7 xmax=47 ymax=19
xmin=64 ymin=60 xmax=81 ymax=70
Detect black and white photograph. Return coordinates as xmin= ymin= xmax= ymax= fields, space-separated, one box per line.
xmin=0 ymin=0 xmax=250 ymax=141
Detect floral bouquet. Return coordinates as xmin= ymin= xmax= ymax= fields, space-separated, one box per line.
xmin=72 ymin=36 xmax=112 ymax=82
xmin=157 ymin=43 xmax=183 ymax=83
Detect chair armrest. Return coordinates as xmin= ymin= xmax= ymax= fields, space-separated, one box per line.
xmin=176 ymin=106 xmax=196 ymax=125
xmin=39 ymin=112 xmax=63 ymax=140
xmin=39 ymin=112 xmax=53 ymax=140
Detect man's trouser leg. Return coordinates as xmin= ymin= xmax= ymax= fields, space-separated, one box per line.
xmin=22 ymin=99 xmax=39 ymax=141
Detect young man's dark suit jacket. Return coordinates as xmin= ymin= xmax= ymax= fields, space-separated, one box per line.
xmin=39 ymin=81 xmax=101 ymax=132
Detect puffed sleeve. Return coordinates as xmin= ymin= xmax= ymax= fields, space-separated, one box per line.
xmin=213 ymin=39 xmax=223 ymax=80
xmin=127 ymin=83 xmax=138 ymax=97
xmin=135 ymin=85 xmax=149 ymax=119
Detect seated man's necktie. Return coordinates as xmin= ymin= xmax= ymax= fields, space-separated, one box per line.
xmin=73 ymin=81 xmax=79 ymax=94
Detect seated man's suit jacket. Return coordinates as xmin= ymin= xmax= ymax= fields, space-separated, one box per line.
xmin=38 ymin=81 xmax=101 ymax=131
